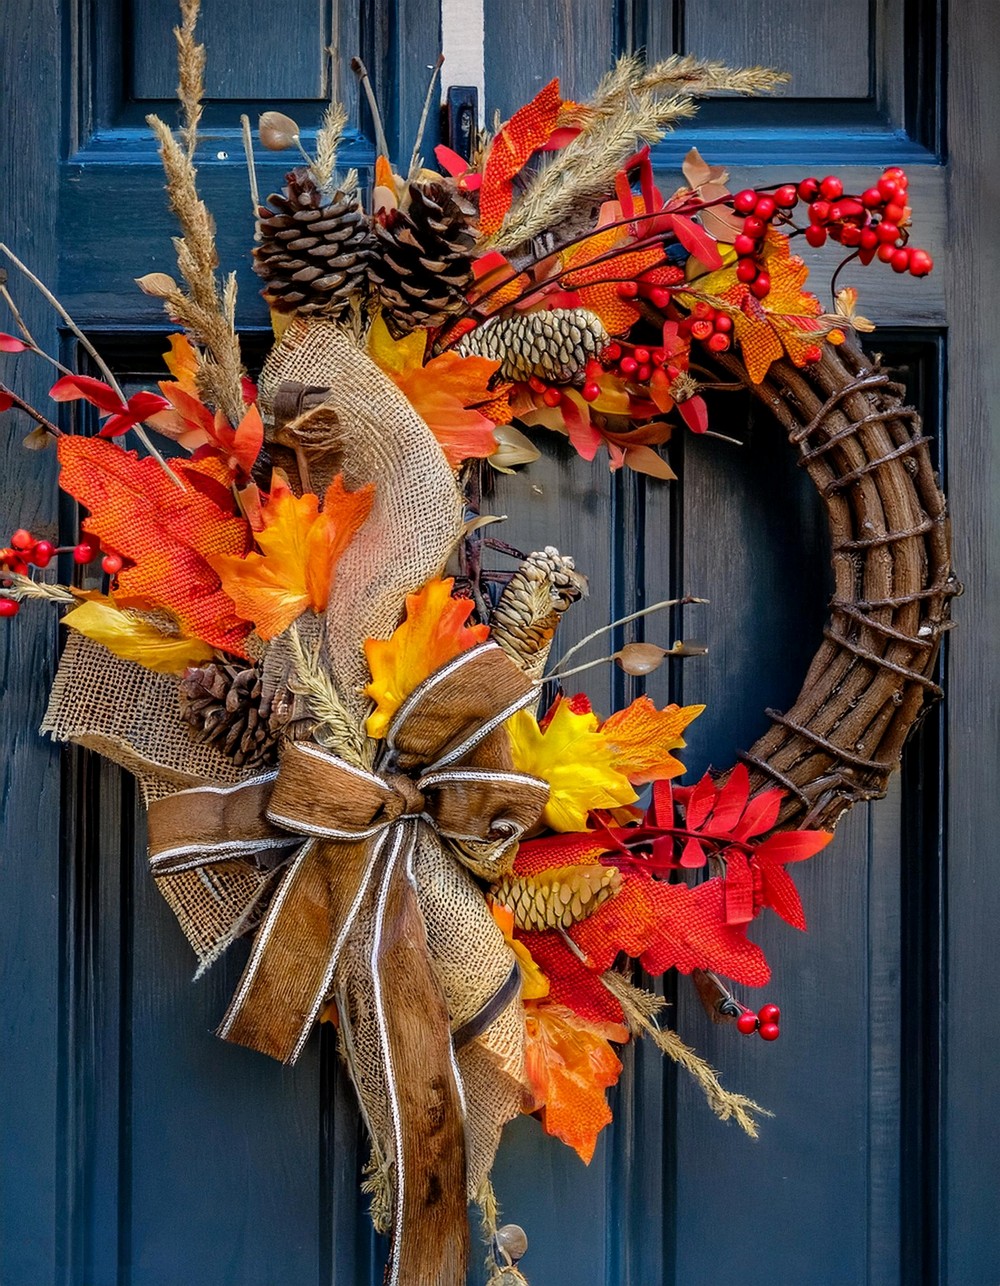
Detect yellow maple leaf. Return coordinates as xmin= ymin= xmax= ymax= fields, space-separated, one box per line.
xmin=507 ymin=700 xmax=638 ymax=832
xmin=162 ymin=333 xmax=201 ymax=394
xmin=61 ymin=597 xmax=216 ymax=674
xmin=363 ymin=577 xmax=490 ymax=738
xmin=489 ymin=901 xmax=550 ymax=1000
xmin=211 ymin=473 xmax=374 ymax=641
xmin=688 ymin=232 xmax=823 ymax=383
xmin=600 ymin=696 xmax=705 ymax=784
xmin=368 ymin=315 xmax=505 ymax=467
xmin=522 ymin=1002 xmax=625 ymax=1164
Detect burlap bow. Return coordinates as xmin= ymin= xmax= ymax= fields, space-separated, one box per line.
xmin=146 ymin=641 xmax=548 ymax=1284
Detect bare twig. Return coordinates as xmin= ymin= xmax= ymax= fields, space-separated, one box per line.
xmin=408 ymin=53 xmax=445 ymax=178
xmin=0 ymin=381 xmax=62 ymax=437
xmin=239 ymin=114 xmax=261 ymax=223
xmin=350 ymin=56 xmax=390 ymax=159
xmin=547 ymin=595 xmax=708 ymax=678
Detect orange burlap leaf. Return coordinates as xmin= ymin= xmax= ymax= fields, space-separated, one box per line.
xmin=57 ymin=435 xmax=253 ymax=655
xmin=480 ymin=79 xmax=563 ymax=234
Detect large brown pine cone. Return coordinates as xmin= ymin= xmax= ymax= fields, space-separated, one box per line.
xmin=254 ymin=168 xmax=372 ymax=321
xmin=178 ymin=662 xmax=280 ymax=767
xmin=370 ymin=180 xmax=476 ymax=337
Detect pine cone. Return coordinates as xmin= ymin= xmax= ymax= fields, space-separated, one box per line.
xmin=179 ymin=662 xmax=280 ymax=767
xmin=370 ymin=180 xmax=476 ymax=337
xmin=491 ymin=546 xmax=588 ymax=680
xmin=455 ymin=309 xmax=609 ymax=384
xmin=254 ymin=168 xmax=372 ymax=321
xmin=491 ymin=864 xmax=622 ymax=931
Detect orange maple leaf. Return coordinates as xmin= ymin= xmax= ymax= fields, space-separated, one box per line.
xmin=691 ymin=233 xmax=823 ymax=383
xmin=600 ymin=697 xmax=705 ymax=784
xmin=210 ymin=473 xmax=373 ymax=641
xmin=369 ymin=318 xmax=504 ymax=466
xmin=522 ymin=1002 xmax=625 ymax=1163
xmin=364 ymin=577 xmax=490 ymax=738
xmin=57 ymin=435 xmax=253 ymax=655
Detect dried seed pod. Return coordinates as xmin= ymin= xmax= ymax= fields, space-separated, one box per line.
xmin=135 ymin=272 xmax=178 ymax=298
xmin=613 ymin=642 xmax=670 ymax=675
xmin=258 ymin=111 xmax=301 ymax=151
xmin=494 ymin=1224 xmax=528 ymax=1264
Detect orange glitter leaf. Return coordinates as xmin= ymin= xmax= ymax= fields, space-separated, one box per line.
xmin=600 ymin=697 xmax=705 ymax=784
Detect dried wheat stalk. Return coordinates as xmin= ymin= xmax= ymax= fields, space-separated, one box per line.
xmin=286 ymin=623 xmax=374 ymax=767
xmin=174 ymin=0 xmax=206 ymax=159
xmin=313 ymin=100 xmax=348 ymax=192
xmin=0 ymin=573 xmax=75 ymax=604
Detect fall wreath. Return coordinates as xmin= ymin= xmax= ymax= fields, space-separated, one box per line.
xmin=0 ymin=9 xmax=955 ymax=1286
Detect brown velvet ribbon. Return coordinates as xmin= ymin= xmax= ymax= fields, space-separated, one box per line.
xmin=145 ymin=642 xmax=548 ymax=1286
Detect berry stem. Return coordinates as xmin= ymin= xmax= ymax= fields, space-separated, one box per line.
xmin=0 ymin=381 xmax=62 ymax=437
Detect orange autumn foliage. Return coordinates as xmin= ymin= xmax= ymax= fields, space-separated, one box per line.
xmin=57 ymin=435 xmax=253 ymax=655
xmin=522 ymin=1002 xmax=625 ymax=1163
xmin=601 ymin=696 xmax=705 ymax=783
xmin=211 ymin=473 xmax=374 ymax=640
xmin=364 ymin=578 xmax=489 ymax=738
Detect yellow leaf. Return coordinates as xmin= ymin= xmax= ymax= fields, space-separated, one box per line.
xmin=507 ymin=700 xmax=637 ymax=832
xmin=600 ymin=697 xmax=705 ymax=784
xmin=522 ymin=1002 xmax=624 ymax=1164
xmin=489 ymin=902 xmax=550 ymax=999
xmin=211 ymin=473 xmax=374 ymax=641
xmin=163 ymin=333 xmax=200 ymax=394
xmin=61 ymin=598 xmax=216 ymax=674
xmin=363 ymin=577 xmax=490 ymax=738
xmin=368 ymin=314 xmax=504 ymax=467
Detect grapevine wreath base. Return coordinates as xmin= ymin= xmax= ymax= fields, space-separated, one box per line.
xmin=0 ymin=9 xmax=955 ymax=1286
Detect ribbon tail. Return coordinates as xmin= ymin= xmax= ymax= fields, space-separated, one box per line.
xmin=371 ymin=823 xmax=470 ymax=1286
xmin=218 ymin=834 xmax=384 ymax=1063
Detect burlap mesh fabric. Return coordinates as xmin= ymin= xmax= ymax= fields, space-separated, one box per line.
xmin=42 ymin=315 xmax=526 ymax=1223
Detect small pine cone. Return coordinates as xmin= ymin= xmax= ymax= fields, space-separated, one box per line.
xmin=491 ymin=546 xmax=588 ymax=681
xmin=491 ymin=864 xmax=622 ymax=932
xmin=254 ymin=168 xmax=373 ymax=321
xmin=455 ymin=309 xmax=609 ymax=384
xmin=179 ymin=662 xmax=279 ymax=767
xmin=370 ymin=180 xmax=477 ymax=337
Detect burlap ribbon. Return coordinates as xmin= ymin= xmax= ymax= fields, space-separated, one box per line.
xmin=146 ymin=641 xmax=548 ymax=1284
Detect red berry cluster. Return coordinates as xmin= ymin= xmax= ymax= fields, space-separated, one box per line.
xmin=736 ymin=1002 xmax=781 ymax=1041
xmin=597 ymin=342 xmax=674 ymax=391
xmin=731 ymin=168 xmax=933 ymax=286
xmin=678 ymin=301 xmax=733 ymax=353
xmin=614 ymin=264 xmax=685 ymax=313
xmin=0 ymin=528 xmax=124 ymax=619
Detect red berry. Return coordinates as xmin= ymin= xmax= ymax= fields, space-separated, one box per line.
xmin=692 ymin=302 xmax=714 ymax=321
xmin=650 ymin=348 xmax=666 ymax=366
xmin=102 ymin=553 xmax=124 ymax=575
xmin=804 ymin=225 xmax=828 ymax=248
xmin=604 ymin=343 xmax=622 ymax=362
xmin=31 ymin=540 xmax=55 ymax=568
xmin=877 ymin=243 xmax=896 ymax=263
xmin=759 ymin=1022 xmax=781 ymax=1041
xmin=876 ymin=221 xmax=900 ymax=244
xmin=908 ymin=248 xmax=933 ymax=277
xmin=742 ymin=215 xmax=765 ymax=239
xmin=542 ymin=387 xmax=562 ymax=408
xmin=73 ymin=543 xmax=96 ymax=564
xmin=878 ymin=176 xmax=901 ymax=201
xmin=860 ymin=227 xmax=879 ymax=251
xmin=808 ymin=200 xmax=831 ymax=225
xmin=750 ymin=272 xmax=771 ymax=299
xmin=10 ymin=529 xmax=34 ymax=551
xmin=633 ymin=346 xmax=651 ymax=364
xmin=754 ymin=195 xmax=776 ymax=221
xmin=713 ymin=314 xmax=733 ymax=333
xmin=883 ymin=201 xmax=906 ymax=224
xmin=733 ymin=233 xmax=757 ymax=257
xmin=648 ymin=287 xmax=671 ymax=310
xmin=758 ymin=1003 xmax=781 ymax=1024
xmin=736 ymin=1012 xmax=759 ymax=1035
xmin=733 ymin=189 xmax=758 ymax=214
xmin=636 ymin=363 xmax=652 ymax=382
xmin=773 ymin=184 xmax=798 ymax=208
xmin=707 ymin=332 xmax=730 ymax=353
xmin=690 ymin=319 xmax=714 ymax=341
xmin=581 ymin=382 xmax=600 ymax=402
xmin=797 ymin=178 xmax=820 ymax=201
xmin=861 ymin=187 xmax=883 ymax=208
xmin=619 ymin=355 xmax=638 ymax=377
xmin=883 ymin=166 xmax=907 ymax=181
xmin=839 ymin=224 xmax=862 ymax=247
xmin=736 ymin=259 xmax=758 ymax=283
xmin=0 ymin=598 xmax=20 ymax=618
xmin=819 ymin=175 xmax=844 ymax=200
xmin=528 ymin=376 xmax=546 ymax=393
xmin=804 ymin=344 xmax=822 ymax=363
xmin=617 ymin=281 xmax=640 ymax=299
xmin=890 ymin=247 xmax=911 ymax=273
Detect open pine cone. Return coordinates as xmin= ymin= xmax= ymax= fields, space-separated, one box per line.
xmin=254 ymin=168 xmax=373 ymax=321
